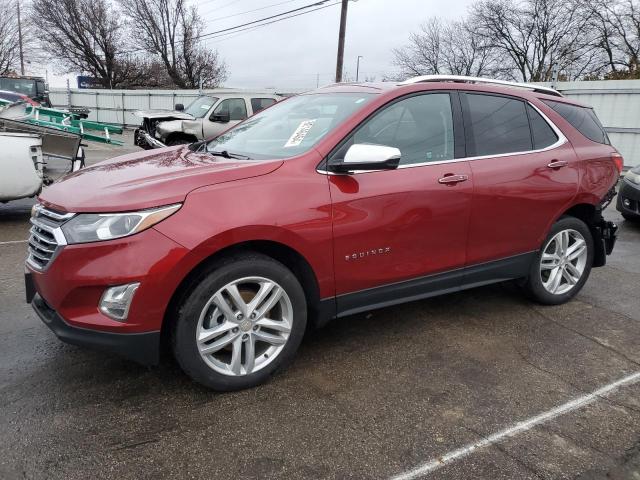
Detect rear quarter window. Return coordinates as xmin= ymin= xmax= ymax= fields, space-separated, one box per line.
xmin=527 ymin=104 xmax=558 ymax=149
xmin=542 ymin=100 xmax=610 ymax=145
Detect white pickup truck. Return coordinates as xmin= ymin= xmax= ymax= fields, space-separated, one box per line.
xmin=0 ymin=118 xmax=81 ymax=203
xmin=134 ymin=92 xmax=282 ymax=149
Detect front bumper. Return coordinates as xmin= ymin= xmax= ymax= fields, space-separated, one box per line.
xmin=26 ymin=227 xmax=190 ymax=334
xmin=134 ymin=128 xmax=166 ymax=149
xmin=616 ymin=178 xmax=640 ymax=219
xmin=30 ymin=290 xmax=160 ymax=365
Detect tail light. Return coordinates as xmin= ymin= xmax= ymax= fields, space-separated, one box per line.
xmin=611 ymin=152 xmax=624 ymax=173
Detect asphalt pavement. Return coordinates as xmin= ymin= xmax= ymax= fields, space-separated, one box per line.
xmin=1 ymin=137 xmax=639 ymax=479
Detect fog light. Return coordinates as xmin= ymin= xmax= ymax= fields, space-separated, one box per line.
xmin=623 ymin=198 xmax=631 ymax=207
xmin=99 ymin=283 xmax=140 ymax=321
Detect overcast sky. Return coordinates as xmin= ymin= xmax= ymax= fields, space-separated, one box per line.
xmin=45 ymin=0 xmax=473 ymax=89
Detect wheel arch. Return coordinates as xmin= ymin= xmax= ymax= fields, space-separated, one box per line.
xmin=553 ymin=202 xmax=608 ymax=267
xmin=161 ymin=239 xmax=330 ymax=347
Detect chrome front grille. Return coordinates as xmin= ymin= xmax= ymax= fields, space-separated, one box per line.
xmin=27 ymin=205 xmax=74 ymax=270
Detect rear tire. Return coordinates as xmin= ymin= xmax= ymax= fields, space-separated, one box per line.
xmin=522 ymin=217 xmax=594 ymax=305
xmin=172 ymin=253 xmax=307 ymax=391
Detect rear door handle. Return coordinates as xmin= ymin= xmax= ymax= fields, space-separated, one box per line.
xmin=438 ymin=174 xmax=469 ymax=185
xmin=547 ymin=160 xmax=568 ymax=169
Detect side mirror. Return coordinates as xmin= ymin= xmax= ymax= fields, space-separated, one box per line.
xmin=175 ymin=103 xmax=185 ymax=111
xmin=210 ymin=112 xmax=230 ymax=123
xmin=330 ymin=144 xmax=401 ymax=173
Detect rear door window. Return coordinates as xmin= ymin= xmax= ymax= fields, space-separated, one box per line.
xmin=251 ymin=98 xmax=276 ymax=114
xmin=527 ymin=104 xmax=558 ymax=149
xmin=542 ymin=100 xmax=609 ymax=144
xmin=462 ymin=93 xmax=532 ymax=156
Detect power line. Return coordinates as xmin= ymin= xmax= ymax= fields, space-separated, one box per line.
xmin=201 ymin=2 xmax=340 ymax=43
xmin=119 ymin=0 xmax=336 ymax=55
xmin=200 ymin=0 xmax=304 ymax=23
xmin=207 ymin=0 xmax=243 ymax=11
xmin=198 ymin=0 xmax=332 ymax=42
xmin=194 ymin=0 xmax=240 ymax=11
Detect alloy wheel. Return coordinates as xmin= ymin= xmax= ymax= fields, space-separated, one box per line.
xmin=196 ymin=276 xmax=293 ymax=376
xmin=539 ymin=229 xmax=588 ymax=295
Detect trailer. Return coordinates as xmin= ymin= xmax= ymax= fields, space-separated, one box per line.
xmin=0 ymin=101 xmax=122 ymax=202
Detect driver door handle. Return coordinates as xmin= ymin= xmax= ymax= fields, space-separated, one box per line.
xmin=547 ymin=160 xmax=568 ymax=169
xmin=438 ymin=173 xmax=469 ymax=185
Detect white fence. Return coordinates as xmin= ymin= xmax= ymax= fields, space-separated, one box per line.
xmin=48 ymin=87 xmax=283 ymax=127
xmin=51 ymin=80 xmax=640 ymax=167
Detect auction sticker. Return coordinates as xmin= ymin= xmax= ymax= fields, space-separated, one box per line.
xmin=284 ymin=119 xmax=316 ymax=147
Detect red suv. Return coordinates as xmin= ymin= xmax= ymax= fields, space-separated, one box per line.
xmin=25 ymin=76 xmax=621 ymax=391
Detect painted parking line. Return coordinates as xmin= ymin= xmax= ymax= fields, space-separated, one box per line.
xmin=390 ymin=371 xmax=640 ymax=480
xmin=0 ymin=240 xmax=28 ymax=246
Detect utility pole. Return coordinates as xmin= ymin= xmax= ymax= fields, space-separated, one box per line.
xmin=356 ymin=55 xmax=363 ymax=82
xmin=16 ymin=0 xmax=25 ymax=75
xmin=335 ymin=0 xmax=349 ymax=83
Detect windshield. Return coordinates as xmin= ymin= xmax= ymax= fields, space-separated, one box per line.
xmin=0 ymin=78 xmax=36 ymax=97
xmin=206 ymin=93 xmax=375 ymax=160
xmin=185 ymin=96 xmax=218 ymax=118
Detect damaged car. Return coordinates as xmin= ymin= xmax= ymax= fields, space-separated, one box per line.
xmin=134 ymin=92 xmax=281 ymax=149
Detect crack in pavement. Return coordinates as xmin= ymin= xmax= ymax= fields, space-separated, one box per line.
xmin=527 ymin=304 xmax=640 ymax=370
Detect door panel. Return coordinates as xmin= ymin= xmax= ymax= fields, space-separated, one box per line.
xmin=460 ymin=92 xmax=579 ymax=265
xmin=202 ymin=98 xmax=247 ymax=139
xmin=466 ymin=145 xmax=579 ymax=264
xmin=330 ymin=163 xmax=473 ymax=296
xmin=329 ymin=92 xmax=472 ymax=298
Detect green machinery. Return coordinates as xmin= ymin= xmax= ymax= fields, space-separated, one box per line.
xmin=0 ymin=99 xmax=123 ymax=145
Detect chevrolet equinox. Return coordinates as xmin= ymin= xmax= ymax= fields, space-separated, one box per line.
xmin=25 ymin=76 xmax=621 ymax=391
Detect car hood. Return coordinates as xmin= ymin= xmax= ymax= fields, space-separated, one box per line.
xmin=134 ymin=109 xmax=195 ymax=121
xmin=39 ymin=146 xmax=284 ymax=213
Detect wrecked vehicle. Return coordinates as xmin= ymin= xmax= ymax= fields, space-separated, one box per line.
xmin=0 ymin=75 xmax=90 ymax=117
xmin=134 ymin=92 xmax=281 ymax=149
xmin=0 ymin=75 xmax=50 ymax=106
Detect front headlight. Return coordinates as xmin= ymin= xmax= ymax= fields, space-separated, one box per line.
xmin=61 ymin=204 xmax=181 ymax=244
xmin=625 ymin=170 xmax=640 ymax=185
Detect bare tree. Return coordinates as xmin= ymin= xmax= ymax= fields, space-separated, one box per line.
xmin=0 ymin=0 xmax=20 ymax=75
xmin=393 ymin=17 xmax=508 ymax=80
xmin=470 ymin=0 xmax=601 ymax=81
xmin=120 ymin=0 xmax=227 ymax=88
xmin=585 ymin=0 xmax=640 ymax=78
xmin=31 ymin=0 xmax=152 ymax=87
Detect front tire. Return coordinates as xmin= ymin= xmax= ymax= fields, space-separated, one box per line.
xmin=522 ymin=217 xmax=594 ymax=305
xmin=172 ymin=253 xmax=307 ymax=391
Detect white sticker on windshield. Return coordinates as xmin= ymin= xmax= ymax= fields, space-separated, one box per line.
xmin=284 ymin=119 xmax=316 ymax=147
xmin=201 ymin=104 xmax=212 ymax=109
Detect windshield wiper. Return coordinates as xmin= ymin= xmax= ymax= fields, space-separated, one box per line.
xmin=208 ymin=150 xmax=252 ymax=160
xmin=188 ymin=141 xmax=206 ymax=152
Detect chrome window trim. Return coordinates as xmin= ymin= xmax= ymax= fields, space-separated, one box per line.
xmin=317 ymin=100 xmax=566 ymax=175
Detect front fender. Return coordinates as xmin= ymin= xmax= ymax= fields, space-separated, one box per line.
xmin=153 ymin=155 xmax=334 ymax=297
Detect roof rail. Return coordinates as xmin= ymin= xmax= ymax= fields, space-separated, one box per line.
xmin=399 ymin=75 xmax=563 ymax=97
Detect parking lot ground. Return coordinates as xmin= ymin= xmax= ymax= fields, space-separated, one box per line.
xmin=1 ymin=140 xmax=639 ymax=479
